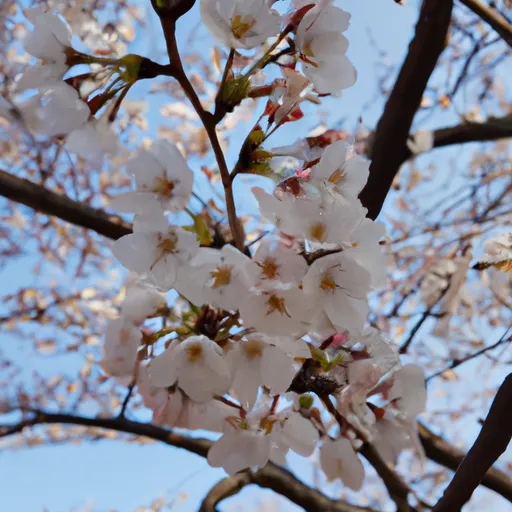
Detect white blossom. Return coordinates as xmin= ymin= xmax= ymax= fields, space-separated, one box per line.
xmin=240 ymin=285 xmax=312 ymax=335
xmin=295 ymin=3 xmax=356 ymax=95
xmin=66 ymin=118 xmax=120 ymax=166
xmin=388 ymin=364 xmax=426 ymax=419
xmin=479 ymin=232 xmax=512 ymax=271
xmin=308 ymin=140 xmax=369 ymax=200
xmin=302 ymin=253 xmax=371 ymax=333
xmin=100 ymin=317 xmax=141 ymax=378
xmin=176 ymin=245 xmax=256 ymax=311
xmin=200 ymin=0 xmax=281 ymax=49
xmin=18 ymin=8 xmax=72 ymax=91
xmin=110 ymin=141 xmax=194 ymax=214
xmin=112 ymin=216 xmax=199 ymax=291
xmin=250 ymin=239 xmax=308 ymax=287
xmin=120 ymin=275 xmax=167 ymax=324
xmin=149 ymin=335 xmax=231 ymax=403
xmin=227 ymin=336 xmax=297 ymax=407
xmin=20 ymin=82 xmax=90 ymax=137
xmin=319 ymin=437 xmax=364 ymax=490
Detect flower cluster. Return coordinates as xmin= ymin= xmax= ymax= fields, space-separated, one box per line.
xmin=19 ymin=0 xmax=428 ymax=485
xmin=7 ymin=7 xmax=142 ymax=165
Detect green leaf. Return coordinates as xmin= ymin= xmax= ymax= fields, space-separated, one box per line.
xmin=183 ymin=214 xmax=213 ymax=246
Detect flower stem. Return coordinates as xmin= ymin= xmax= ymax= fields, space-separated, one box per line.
xmin=158 ymin=18 xmax=244 ymax=251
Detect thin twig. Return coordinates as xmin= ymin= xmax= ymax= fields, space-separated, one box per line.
xmin=156 ymin=17 xmax=244 ymax=251
xmin=426 ymin=325 xmax=512 ymax=382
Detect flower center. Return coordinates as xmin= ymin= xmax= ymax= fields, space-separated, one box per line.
xmin=231 ymin=14 xmax=257 ymax=40
xmin=320 ymin=274 xmax=337 ymax=293
xmin=210 ymin=265 xmax=232 ymax=288
xmin=244 ymin=339 xmax=264 ymax=359
xmin=259 ymin=257 xmax=279 ymax=280
xmin=309 ymin=222 xmax=327 ymax=242
xmin=185 ymin=342 xmax=203 ymax=363
xmin=328 ymin=167 xmax=345 ymax=184
xmin=153 ymin=176 xmax=176 ymax=200
xmin=158 ymin=233 xmax=178 ymax=254
xmin=265 ymin=293 xmax=290 ymax=317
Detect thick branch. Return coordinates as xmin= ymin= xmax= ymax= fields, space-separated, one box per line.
xmin=360 ymin=0 xmax=453 ymax=219
xmin=0 ymin=170 xmax=131 ymax=240
xmin=432 ymin=373 xmax=512 ymax=511
xmin=459 ymin=0 xmax=512 ymax=47
xmin=418 ymin=423 xmax=512 ymax=503
xmin=0 ymin=410 xmax=375 ymax=512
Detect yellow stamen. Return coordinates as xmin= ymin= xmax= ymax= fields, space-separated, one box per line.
xmin=210 ymin=266 xmax=232 ymax=288
xmin=244 ymin=339 xmax=264 ymax=359
xmin=320 ymin=274 xmax=337 ymax=293
xmin=309 ymin=222 xmax=327 ymax=242
xmin=259 ymin=257 xmax=279 ymax=280
xmin=153 ymin=176 xmax=176 ymax=200
xmin=231 ymin=14 xmax=257 ymax=40
xmin=266 ymin=294 xmax=290 ymax=317
xmin=158 ymin=233 xmax=178 ymax=254
xmin=328 ymin=167 xmax=345 ymax=184
xmin=185 ymin=342 xmax=203 ymax=363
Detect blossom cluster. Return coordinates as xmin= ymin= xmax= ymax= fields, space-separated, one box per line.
xmin=15 ymin=0 xmax=428 ymax=486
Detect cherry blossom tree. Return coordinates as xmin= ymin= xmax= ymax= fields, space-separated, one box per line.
xmin=0 ymin=1 xmax=511 ymax=511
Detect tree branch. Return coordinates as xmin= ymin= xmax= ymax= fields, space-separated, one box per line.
xmin=418 ymin=423 xmax=512 ymax=503
xmin=432 ymin=373 xmax=512 ymax=511
xmin=360 ymin=0 xmax=453 ymax=219
xmin=0 ymin=410 xmax=376 ymax=512
xmin=459 ymin=0 xmax=512 ymax=47
xmin=0 ymin=170 xmax=131 ymax=240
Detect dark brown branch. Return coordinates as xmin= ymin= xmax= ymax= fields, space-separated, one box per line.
xmin=0 ymin=170 xmax=131 ymax=240
xmin=360 ymin=0 xmax=453 ymax=219
xmin=418 ymin=423 xmax=512 ymax=502
xmin=198 ymin=474 xmax=251 ymax=512
xmin=459 ymin=0 xmax=512 ymax=47
xmin=432 ymin=373 xmax=512 ymax=511
xmin=361 ymin=445 xmax=420 ymax=512
xmin=0 ymin=410 xmax=376 ymax=512
xmin=430 ymin=114 xmax=512 ymax=151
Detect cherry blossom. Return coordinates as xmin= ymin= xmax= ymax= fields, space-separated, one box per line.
xmin=176 ymin=245 xmax=256 ymax=311
xmin=308 ymin=140 xmax=370 ymax=200
xmin=319 ymin=437 xmax=364 ymax=490
xmin=110 ymin=141 xmax=194 ymax=214
xmin=149 ymin=335 xmax=231 ymax=403
xmin=295 ymin=2 xmax=356 ymax=95
xmin=200 ymin=0 xmax=281 ymax=49
xmin=227 ymin=335 xmax=297 ymax=407
xmin=208 ymin=419 xmax=278 ymax=474
xmin=112 ymin=216 xmax=199 ymax=291
xmin=479 ymin=232 xmax=512 ymax=271
xmin=20 ymin=82 xmax=90 ymax=137
xmin=18 ymin=8 xmax=73 ymax=91
xmin=100 ymin=317 xmax=141 ymax=379
xmin=388 ymin=364 xmax=427 ymax=419
xmin=250 ymin=239 xmax=308 ymax=287
xmin=120 ymin=275 xmax=167 ymax=324
xmin=66 ymin=118 xmax=120 ymax=166
xmin=302 ymin=253 xmax=371 ymax=333
xmin=239 ymin=284 xmax=312 ymax=335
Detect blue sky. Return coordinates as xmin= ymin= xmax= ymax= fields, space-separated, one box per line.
xmin=1 ymin=1 xmax=510 ymax=511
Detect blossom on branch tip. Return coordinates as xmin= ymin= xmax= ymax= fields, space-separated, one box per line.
xmin=295 ymin=2 xmax=356 ymax=95
xmin=110 ymin=140 xmax=194 ymax=215
xmin=308 ymin=140 xmax=369 ymax=200
xmin=18 ymin=8 xmax=73 ymax=91
xmin=149 ymin=335 xmax=231 ymax=403
xmin=200 ymin=0 xmax=281 ymax=49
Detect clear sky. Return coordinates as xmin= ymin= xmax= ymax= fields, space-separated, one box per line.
xmin=0 ymin=1 xmax=510 ymax=511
